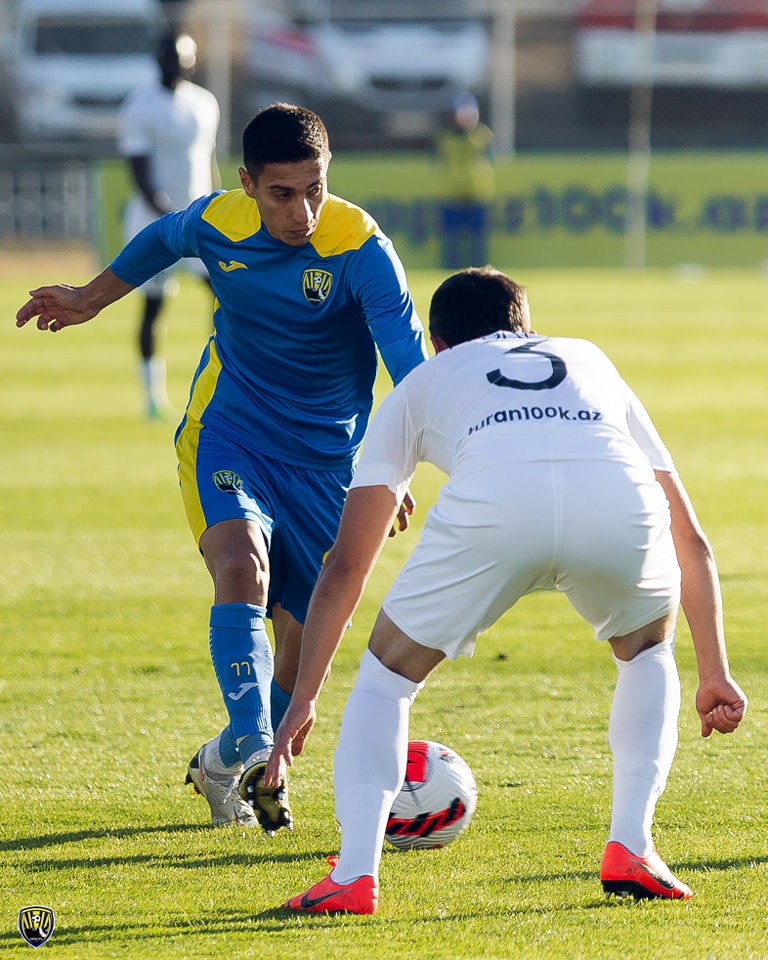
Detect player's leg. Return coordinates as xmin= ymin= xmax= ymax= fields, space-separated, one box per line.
xmin=138 ymin=294 xmax=169 ymax=419
xmin=469 ymin=202 xmax=490 ymax=266
xmin=137 ymin=269 xmax=176 ymax=419
xmin=438 ymin=203 xmax=462 ymax=269
xmin=266 ymin=463 xmax=353 ymax=731
xmin=283 ymin=618 xmax=443 ymax=914
xmin=177 ymin=426 xmax=290 ymax=831
xmin=199 ymin=518 xmax=293 ymax=834
xmin=601 ymin=619 xmax=691 ymax=899
xmin=557 ymin=460 xmax=691 ymax=898
xmin=188 ymin=518 xmax=275 ymax=829
xmin=332 ymin=617 xmax=445 ymax=880
xmin=270 ymin=603 xmax=302 ymax=730
xmin=200 ymin=516 xmax=274 ymax=766
xmin=283 ymin=475 xmax=533 ymax=913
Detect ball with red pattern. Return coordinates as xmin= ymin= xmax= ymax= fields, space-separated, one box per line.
xmin=385 ymin=740 xmax=478 ymax=850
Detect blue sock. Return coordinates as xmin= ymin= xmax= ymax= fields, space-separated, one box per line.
xmin=270 ymin=679 xmax=292 ymax=730
xmin=218 ymin=725 xmax=240 ymax=767
xmin=209 ymin=603 xmax=274 ymax=755
xmin=237 ymin=732 xmax=270 ymax=765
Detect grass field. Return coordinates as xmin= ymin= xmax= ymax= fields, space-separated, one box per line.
xmin=2 ymin=253 xmax=767 ymax=959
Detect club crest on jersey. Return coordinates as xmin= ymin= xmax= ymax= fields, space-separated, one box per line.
xmin=18 ymin=906 xmax=55 ymax=948
xmin=213 ymin=470 xmax=243 ymax=494
xmin=302 ymin=269 xmax=333 ymax=304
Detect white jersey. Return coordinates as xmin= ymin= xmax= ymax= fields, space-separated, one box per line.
xmin=118 ymin=78 xmax=220 ymax=215
xmin=119 ymin=78 xmax=219 ymax=292
xmin=363 ymin=332 xmax=680 ymax=655
xmin=352 ymin=332 xmax=675 ymax=504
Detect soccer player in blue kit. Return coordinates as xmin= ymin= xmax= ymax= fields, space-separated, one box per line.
xmin=16 ymin=103 xmax=429 ymax=835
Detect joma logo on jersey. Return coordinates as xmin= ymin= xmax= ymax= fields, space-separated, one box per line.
xmin=302 ymin=269 xmax=333 ymax=304
xmin=213 ymin=470 xmax=243 ymax=494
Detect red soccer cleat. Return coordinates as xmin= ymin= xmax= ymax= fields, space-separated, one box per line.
xmin=283 ymin=873 xmax=379 ymax=914
xmin=600 ymin=841 xmax=693 ymax=900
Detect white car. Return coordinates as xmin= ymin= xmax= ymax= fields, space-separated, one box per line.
xmin=3 ymin=0 xmax=167 ymax=144
xmin=574 ymin=0 xmax=768 ymax=90
xmin=242 ymin=0 xmax=489 ymax=139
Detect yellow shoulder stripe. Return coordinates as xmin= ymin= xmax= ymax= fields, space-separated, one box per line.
xmin=199 ymin=190 xmax=377 ymax=253
xmin=201 ymin=190 xmax=261 ymax=241
xmin=311 ymin=194 xmax=378 ymax=257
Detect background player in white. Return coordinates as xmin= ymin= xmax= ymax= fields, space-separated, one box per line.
xmin=119 ymin=28 xmax=220 ymax=418
xmin=267 ymin=266 xmax=747 ymax=914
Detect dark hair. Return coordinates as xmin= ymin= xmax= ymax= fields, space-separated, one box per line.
xmin=156 ymin=29 xmax=194 ymax=63
xmin=429 ymin=267 xmax=530 ymax=347
xmin=242 ymin=103 xmax=329 ymax=177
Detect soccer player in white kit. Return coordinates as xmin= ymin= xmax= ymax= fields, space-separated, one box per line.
xmin=118 ymin=29 xmax=220 ymax=418
xmin=266 ymin=266 xmax=747 ymax=913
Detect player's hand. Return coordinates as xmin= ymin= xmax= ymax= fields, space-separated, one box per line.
xmin=696 ymin=674 xmax=747 ymax=738
xmin=16 ymin=284 xmax=98 ymax=332
xmin=389 ymin=489 xmax=415 ymax=538
xmin=264 ymin=698 xmax=317 ymax=787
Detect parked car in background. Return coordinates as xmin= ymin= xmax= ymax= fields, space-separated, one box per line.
xmin=574 ymin=0 xmax=768 ymax=92
xmin=239 ymin=0 xmax=490 ymax=143
xmin=2 ymin=0 xmax=167 ymax=145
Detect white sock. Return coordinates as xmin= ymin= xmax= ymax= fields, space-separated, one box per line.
xmin=331 ymin=649 xmax=422 ymax=885
xmin=140 ymin=357 xmax=170 ymax=409
xmin=608 ymin=637 xmax=680 ymax=857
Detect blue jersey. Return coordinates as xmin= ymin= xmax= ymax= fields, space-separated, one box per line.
xmin=111 ymin=189 xmax=427 ymax=468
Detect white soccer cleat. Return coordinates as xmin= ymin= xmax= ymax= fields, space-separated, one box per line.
xmin=185 ymin=745 xmax=258 ymax=828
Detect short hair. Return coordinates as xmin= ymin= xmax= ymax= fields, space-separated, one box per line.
xmin=429 ymin=267 xmax=530 ymax=347
xmin=242 ymin=103 xmax=330 ymax=177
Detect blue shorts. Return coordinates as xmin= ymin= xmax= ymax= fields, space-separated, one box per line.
xmin=175 ymin=418 xmax=353 ymax=624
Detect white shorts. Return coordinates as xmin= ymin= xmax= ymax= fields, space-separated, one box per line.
xmin=124 ymin=197 xmax=208 ymax=298
xmin=382 ymin=459 xmax=681 ymax=660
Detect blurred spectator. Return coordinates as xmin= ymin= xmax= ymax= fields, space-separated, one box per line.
xmin=433 ymin=94 xmax=495 ymax=270
xmin=118 ymin=28 xmax=220 ymax=419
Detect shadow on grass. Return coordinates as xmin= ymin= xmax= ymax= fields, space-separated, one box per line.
xmin=0 ymin=905 xmax=377 ymax=949
xmin=1 ymin=822 xmax=204 ymax=852
xmin=1 ymin=822 xmax=332 ymax=871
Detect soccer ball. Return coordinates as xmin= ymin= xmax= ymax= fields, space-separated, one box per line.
xmin=384 ymin=740 xmax=478 ymax=850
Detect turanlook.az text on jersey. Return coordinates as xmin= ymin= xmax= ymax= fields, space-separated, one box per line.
xmin=350 ymin=330 xmax=675 ymax=502
xmin=439 ymin=333 xmax=665 ymax=466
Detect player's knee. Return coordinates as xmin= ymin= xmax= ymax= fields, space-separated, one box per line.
xmin=211 ymin=549 xmax=269 ymax=603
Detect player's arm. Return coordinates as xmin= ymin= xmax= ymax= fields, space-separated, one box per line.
xmin=355 ymin=236 xmax=428 ymax=385
xmin=655 ymin=469 xmax=747 ymax=737
xmin=127 ymin=155 xmax=174 ymax=216
xmin=16 ymin=267 xmax=135 ymax=332
xmin=265 ymin=484 xmax=399 ymax=785
xmin=16 ymin=201 xmax=206 ymax=333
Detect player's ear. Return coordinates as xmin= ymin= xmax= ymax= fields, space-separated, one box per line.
xmin=238 ymin=166 xmax=256 ymax=198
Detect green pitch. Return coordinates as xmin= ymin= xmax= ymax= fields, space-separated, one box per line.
xmin=2 ymin=261 xmax=766 ymax=959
